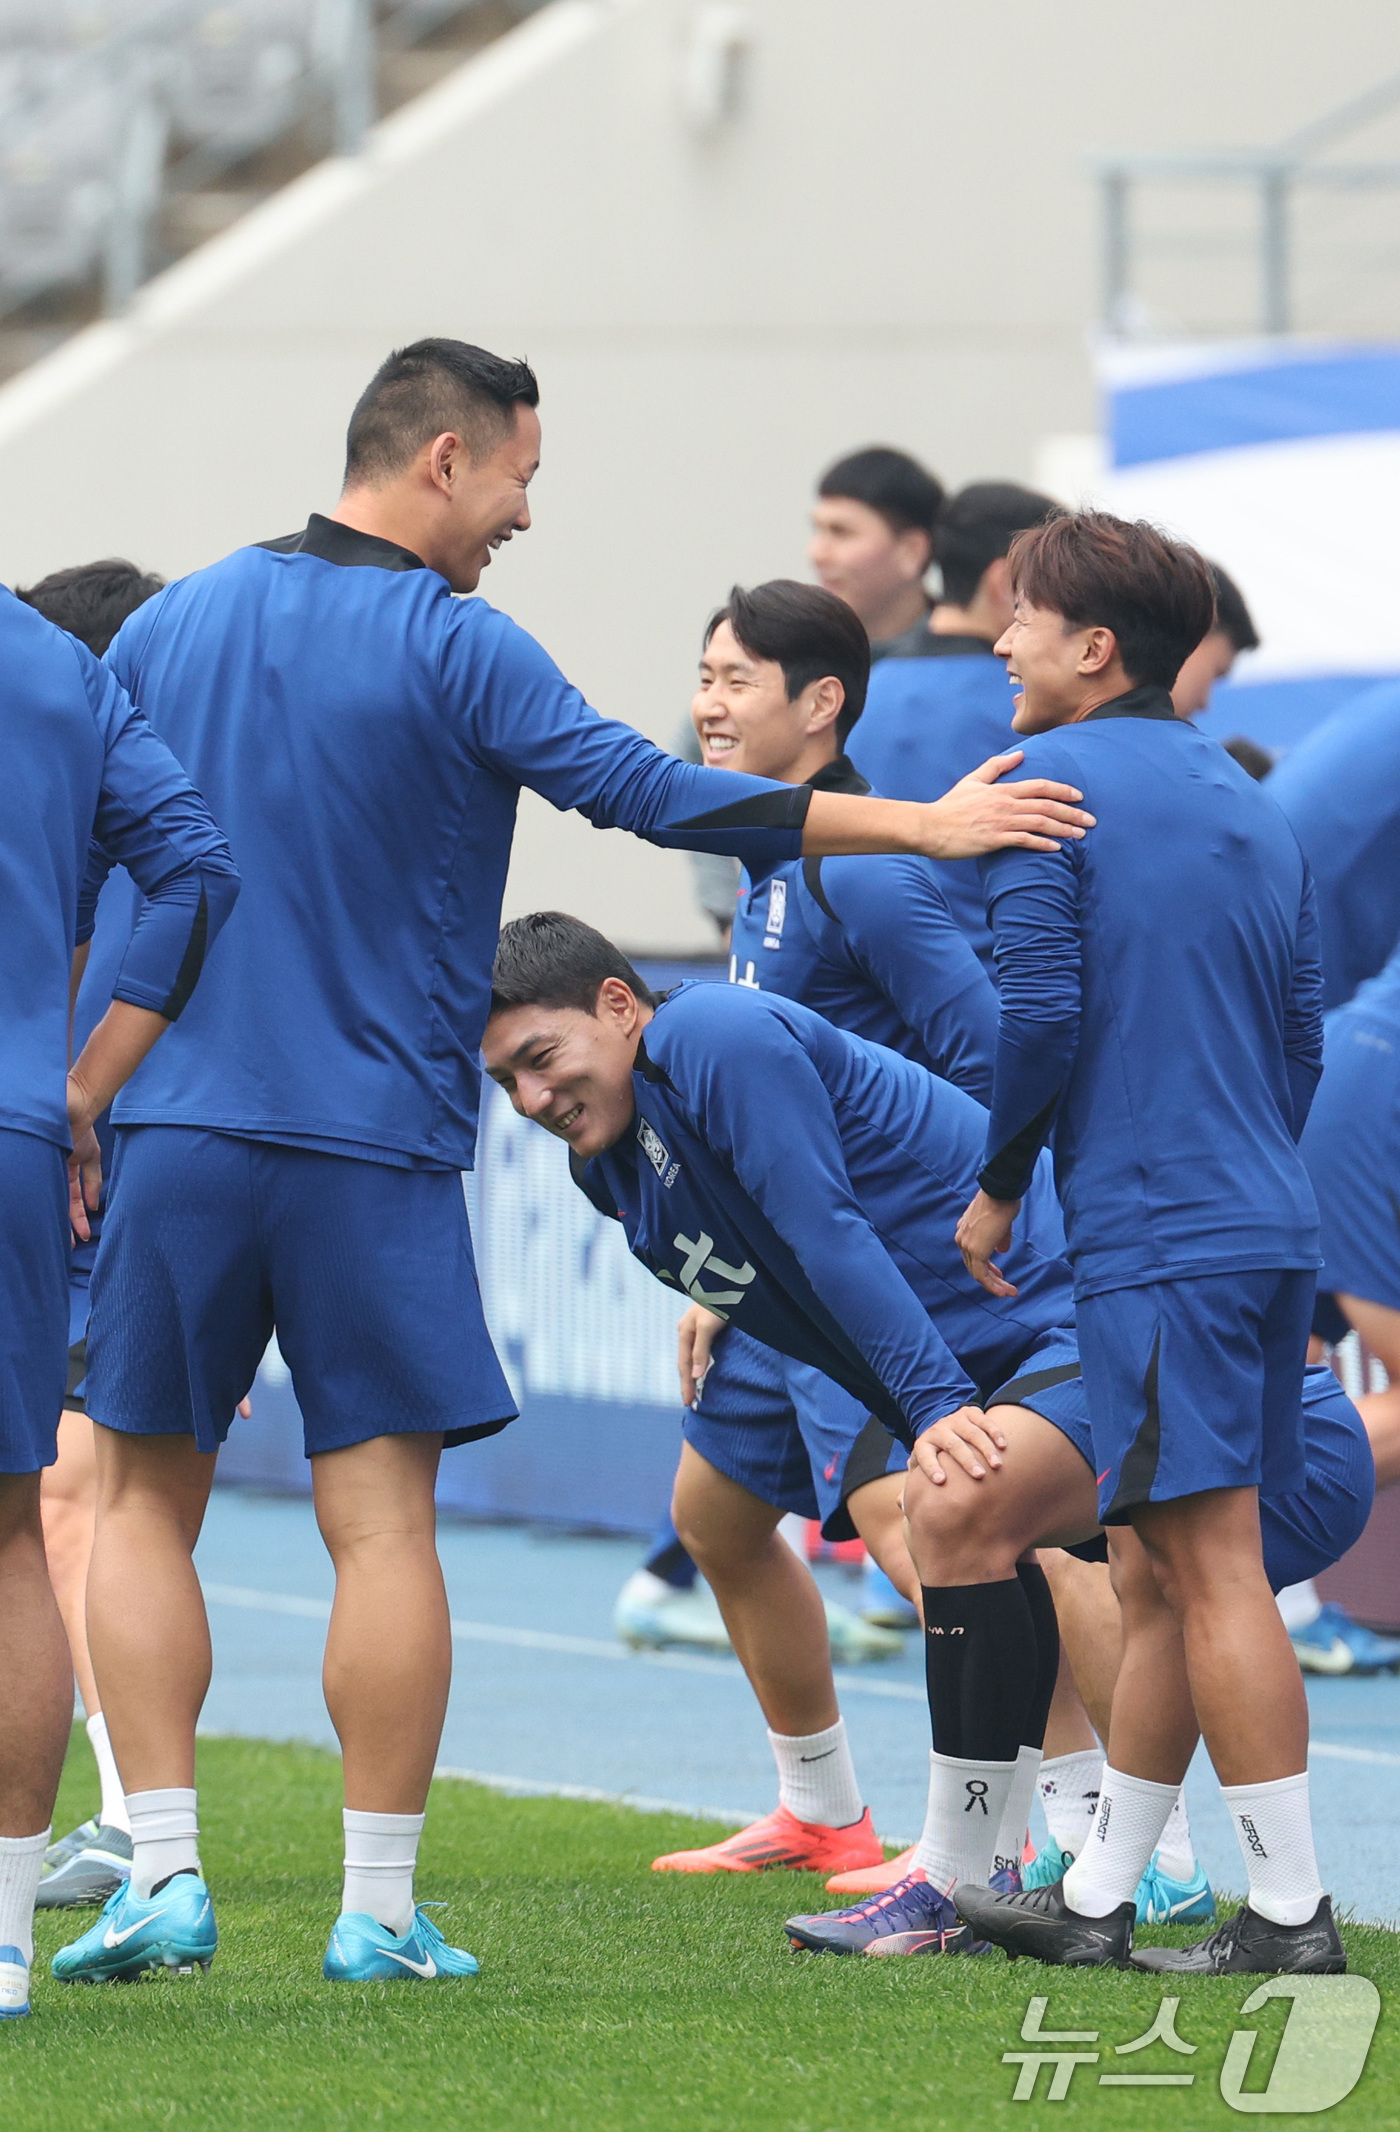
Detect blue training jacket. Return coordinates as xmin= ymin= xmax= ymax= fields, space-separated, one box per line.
xmin=846 ymin=640 xmax=1018 ymax=969
xmin=727 ymin=756 xmax=998 ymax=1102
xmin=572 ymin=985 xmax=1076 ymax=1443
xmin=101 ymin=517 xmax=811 ymax=1170
xmin=976 ymin=686 xmax=1324 ymax=1299
xmin=0 ymin=588 xmax=238 ymax=1152
xmin=1267 ymin=679 xmax=1400 ymax=1010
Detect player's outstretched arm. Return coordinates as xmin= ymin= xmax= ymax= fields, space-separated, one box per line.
xmin=803 ymin=752 xmax=1095 ymax=862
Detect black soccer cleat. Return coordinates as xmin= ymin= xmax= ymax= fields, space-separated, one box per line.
xmin=1131 ymin=1895 xmax=1346 ymax=1975
xmin=954 ymin=1876 xmax=1135 ymax=1967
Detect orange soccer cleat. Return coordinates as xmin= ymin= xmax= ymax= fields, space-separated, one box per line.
xmin=825 ymin=1844 xmax=917 ymax=1894
xmin=652 ymin=1803 xmax=883 ymax=1876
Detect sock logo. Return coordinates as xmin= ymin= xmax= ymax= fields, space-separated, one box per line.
xmin=925 ymin=1625 xmax=965 ymax=1636
xmin=799 ymin=1749 xmax=837 ymax=1764
xmin=1093 ymin=1797 xmax=1111 ymax=1843
xmin=964 ymin=1781 xmax=990 ymax=1815
xmin=1238 ymin=1814 xmax=1269 ymax=1858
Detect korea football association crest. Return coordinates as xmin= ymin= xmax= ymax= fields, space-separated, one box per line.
xmin=762 ymin=876 xmax=787 ymax=950
xmin=636 ymin=1116 xmax=679 ymax=1188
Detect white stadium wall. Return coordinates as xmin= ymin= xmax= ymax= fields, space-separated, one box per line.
xmin=0 ymin=0 xmax=1397 ymax=948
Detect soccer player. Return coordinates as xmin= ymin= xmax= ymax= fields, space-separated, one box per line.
xmin=0 ymin=587 xmax=237 ymax=2021
xmin=847 ymin=483 xmax=1059 ymax=966
xmin=483 ymin=915 xmax=1079 ymax=1910
xmin=1169 ymin=560 xmax=1259 ymax=719
xmin=1268 ymin=679 xmax=1400 ymax=1009
xmin=619 ymin=576 xmax=997 ymax=1847
xmin=53 ymin=339 xmax=1093 ymax=1991
xmin=952 ymin=512 xmax=1340 ymax=1975
xmin=785 ymin=1364 xmax=1371 ymax=1960
xmin=13 ymin=561 xmax=167 ymax=1913
xmin=808 ymin=447 xmax=944 ymax=659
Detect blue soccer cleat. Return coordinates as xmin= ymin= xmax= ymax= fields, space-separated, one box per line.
xmin=785 ymin=1870 xmax=982 ymax=1957
xmin=51 ymin=1873 xmax=216 ymax=1984
xmin=1135 ymin=1853 xmax=1216 ymax=1925
xmin=1023 ymin=1840 xmax=1075 ymax=1890
xmin=0 ymin=1947 xmax=29 ymax=2019
xmin=323 ymin=1905 xmax=479 ymax=1982
xmin=43 ymin=1818 xmax=99 ymax=1876
xmin=1291 ymin=1602 xmax=1400 ymax=1676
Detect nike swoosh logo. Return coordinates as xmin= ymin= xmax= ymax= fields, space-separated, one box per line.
xmin=799 ymin=1750 xmax=837 ymax=1763
xmin=380 ymin=1948 xmax=437 ymax=1977
xmin=104 ymin=1906 xmax=168 ymax=1948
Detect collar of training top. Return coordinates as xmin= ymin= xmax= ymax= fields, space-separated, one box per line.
xmin=805 ymin=754 xmax=871 ymax=797
xmin=258 ymin=513 xmax=426 ymax=573
xmin=1083 ymin=683 xmax=1177 ymax=723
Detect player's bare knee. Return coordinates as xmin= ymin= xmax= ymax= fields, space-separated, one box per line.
xmin=903 ymin=1462 xmax=1012 ymax=1586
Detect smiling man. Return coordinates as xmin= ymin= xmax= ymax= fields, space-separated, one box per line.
xmin=54 ymin=339 xmax=1095 ymax=1997
xmin=950 ymin=511 xmax=1337 ymax=1976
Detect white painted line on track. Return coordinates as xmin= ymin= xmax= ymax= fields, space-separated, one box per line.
xmin=1310 ymin=1740 xmax=1400 ymax=1769
xmin=201 ymin=1582 xmax=927 ymax=1701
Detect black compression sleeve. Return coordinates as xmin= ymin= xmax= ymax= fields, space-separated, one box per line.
xmin=922 ymin=1579 xmax=1041 ymax=1765
xmin=1016 ymin=1559 xmax=1061 ymax=1750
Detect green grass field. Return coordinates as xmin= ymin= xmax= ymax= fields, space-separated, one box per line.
xmin=3 ymin=1731 xmax=1398 ymax=2131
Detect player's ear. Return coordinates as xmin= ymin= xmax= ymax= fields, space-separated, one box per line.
xmin=806 ymin=676 xmax=844 ymax=735
xmin=1078 ymin=625 xmax=1118 ymax=677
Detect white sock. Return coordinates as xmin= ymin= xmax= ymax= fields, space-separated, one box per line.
xmin=1156 ymin=1788 xmax=1196 ymax=1880
xmin=0 ymin=1830 xmax=50 ymax=1966
xmin=912 ymin=1750 xmax=1018 ymax=1893
xmin=86 ymin=1712 xmax=130 ymax=1834
xmin=1275 ymin=1579 xmax=1322 ymax=1633
xmin=768 ymin=1720 xmax=864 ymax=1828
xmin=992 ymin=1745 xmax=1042 ymax=1876
xmin=1037 ymin=1748 xmax=1104 ymax=1856
xmin=1220 ymin=1771 xmax=1325 ymax=1927
xmin=1062 ymin=1766 xmax=1177 ymax=1918
xmin=342 ymin=1809 xmax=424 ymax=1936
xmin=127 ymin=1787 xmax=200 ymax=1900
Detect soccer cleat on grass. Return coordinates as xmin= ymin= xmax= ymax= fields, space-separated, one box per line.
xmin=323 ymin=1905 xmax=479 ymax=1982
xmin=859 ymin=1562 xmax=920 ymax=1632
xmin=825 ymin=1843 xmax=916 ymax=1894
xmin=0 ymin=1947 xmax=29 ymax=2019
xmin=35 ymin=1825 xmax=132 ymax=1910
xmin=954 ymin=1875 xmax=1134 ymax=1967
xmin=614 ymin=1572 xmax=732 ymax=1653
xmin=51 ymin=1872 xmax=216 ymax=1983
xmin=43 ymin=1818 xmax=99 ymax=1876
xmin=1134 ymin=1853 xmax=1216 ymax=1925
xmin=786 ymin=1870 xmax=979 ymax=1956
xmin=652 ymin=1802 xmax=882 ymax=1876
xmin=1131 ymin=1895 xmax=1345 ymax=1975
xmin=1290 ymin=1602 xmax=1400 ymax=1676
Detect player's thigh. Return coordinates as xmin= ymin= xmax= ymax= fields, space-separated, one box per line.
xmin=904 ymin=1401 xmax=1098 ymax=1581
xmin=846 ymin=1471 xmax=917 ymax=1601
xmin=311 ymin=1430 xmax=443 ymax=1552
xmin=86 ymin=1126 xmax=273 ymax=1450
xmin=671 ymin=1440 xmax=786 ymax=1568
xmin=263 ymin=1149 xmax=515 ymax=1454
xmin=680 ymin=1328 xmax=818 ymax=1534
xmin=41 ymin=1411 xmax=97 ymax=1513
xmin=1258 ymin=1365 xmax=1375 ymax=1592
xmin=784 ymin=1359 xmax=904 ymax=1545
xmin=0 ymin=1130 xmax=69 ymax=1481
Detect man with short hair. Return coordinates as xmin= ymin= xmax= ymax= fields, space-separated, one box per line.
xmin=952 ymin=512 xmax=1340 ymax=1975
xmin=55 ymin=339 xmax=1092 ymax=1991
xmin=0 ymin=587 xmax=237 ymax=2020
xmin=808 ymin=446 xmax=943 ymax=658
xmin=620 ymin=577 xmax=997 ymax=1862
xmin=848 ymin=483 xmax=1059 ymax=966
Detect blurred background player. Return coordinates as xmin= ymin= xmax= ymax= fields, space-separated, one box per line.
xmin=1268 ymin=677 xmax=1400 ymax=1010
xmin=808 ymin=447 xmax=944 ymax=660
xmin=1170 ymin=559 xmax=1275 ymax=779
xmin=848 ymin=482 xmax=1059 ymax=966
xmin=13 ymin=561 xmax=166 ymax=1914
xmin=54 ymin=338 xmax=1093 ymax=1994
xmin=0 ymin=585 xmax=237 ymax=2022
xmin=619 ymin=577 xmax=999 ymax=1759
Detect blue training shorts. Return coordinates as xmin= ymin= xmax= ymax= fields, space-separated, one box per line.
xmin=683 ymin=1325 xmax=907 ymax=1541
xmin=1076 ymin=1268 xmax=1313 ymax=1522
xmin=86 ymin=1126 xmax=517 ymax=1457
xmin=0 ymin=1128 xmax=70 ymax=1475
xmin=1301 ymin=1010 xmax=1400 ymax=1314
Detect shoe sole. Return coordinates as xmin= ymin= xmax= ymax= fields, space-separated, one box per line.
xmin=58 ymin=1949 xmax=214 ymax=1984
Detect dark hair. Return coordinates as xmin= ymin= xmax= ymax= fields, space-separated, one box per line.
xmin=16 ymin=557 xmax=165 ymax=655
xmin=704 ymin=579 xmax=870 ymax=743
xmin=492 ymin=912 xmax=657 ymax=1017
xmin=1223 ymin=734 xmax=1274 ymax=781
xmin=1007 ymin=511 xmax=1216 ymax=691
xmin=816 ymin=446 xmax=944 ymax=555
xmin=344 ymin=337 xmax=539 ymax=486
xmin=1208 ymin=561 xmax=1260 ymax=654
xmin=934 ymin=482 xmax=1059 ymax=608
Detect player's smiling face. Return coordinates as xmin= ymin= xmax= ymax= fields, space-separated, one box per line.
xmin=483 ymin=981 xmax=650 ymax=1160
xmin=996 ymin=597 xmax=1113 ymax=733
xmin=442 ymin=402 xmax=541 ymax=593
xmin=692 ymin=620 xmax=840 ymax=782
